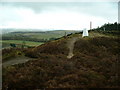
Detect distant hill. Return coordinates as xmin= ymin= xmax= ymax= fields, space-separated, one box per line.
xmin=2 ymin=30 xmax=81 ymax=40
xmin=2 ymin=30 xmax=81 ymax=49
xmin=1 ymin=28 xmax=81 ymax=34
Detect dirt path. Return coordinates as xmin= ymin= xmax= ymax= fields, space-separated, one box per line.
xmin=1 ymin=56 xmax=34 ymax=67
xmin=67 ymin=37 xmax=80 ymax=59
xmin=0 ymin=56 xmax=35 ymax=89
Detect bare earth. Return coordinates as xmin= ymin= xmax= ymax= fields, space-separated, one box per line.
xmin=67 ymin=37 xmax=80 ymax=59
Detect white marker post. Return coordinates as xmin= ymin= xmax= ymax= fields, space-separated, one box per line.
xmin=82 ymin=28 xmax=89 ymax=37
xmin=104 ymin=27 xmax=105 ymax=31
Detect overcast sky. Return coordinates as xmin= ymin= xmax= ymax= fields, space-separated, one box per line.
xmin=0 ymin=1 xmax=118 ymax=30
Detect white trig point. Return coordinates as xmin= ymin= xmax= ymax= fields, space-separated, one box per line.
xmin=82 ymin=28 xmax=89 ymax=37
xmin=104 ymin=27 xmax=105 ymax=31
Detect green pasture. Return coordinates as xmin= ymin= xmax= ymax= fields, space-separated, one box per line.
xmin=1 ymin=40 xmax=44 ymax=48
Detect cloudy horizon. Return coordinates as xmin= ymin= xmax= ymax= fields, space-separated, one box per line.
xmin=0 ymin=1 xmax=118 ymax=30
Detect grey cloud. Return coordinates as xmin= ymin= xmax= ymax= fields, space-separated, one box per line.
xmin=1 ymin=2 xmax=117 ymax=15
xmin=0 ymin=2 xmax=117 ymax=22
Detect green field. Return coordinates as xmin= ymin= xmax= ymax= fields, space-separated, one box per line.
xmin=2 ymin=30 xmax=80 ymax=48
xmin=1 ymin=40 xmax=44 ymax=48
xmin=2 ymin=30 xmax=80 ymax=40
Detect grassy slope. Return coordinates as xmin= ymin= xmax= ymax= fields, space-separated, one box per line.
xmin=2 ymin=30 xmax=79 ymax=48
xmin=2 ymin=31 xmax=120 ymax=88
xmin=3 ymin=30 xmax=79 ymax=39
xmin=1 ymin=40 xmax=43 ymax=47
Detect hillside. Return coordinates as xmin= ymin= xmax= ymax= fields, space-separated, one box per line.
xmin=2 ymin=31 xmax=120 ymax=89
xmin=2 ymin=30 xmax=80 ymax=41
xmin=1 ymin=30 xmax=80 ymax=49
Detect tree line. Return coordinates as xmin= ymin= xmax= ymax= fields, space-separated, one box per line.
xmin=92 ymin=22 xmax=120 ymax=31
xmin=2 ymin=36 xmax=57 ymax=42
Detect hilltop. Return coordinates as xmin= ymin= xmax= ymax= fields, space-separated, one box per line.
xmin=2 ymin=30 xmax=120 ymax=89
